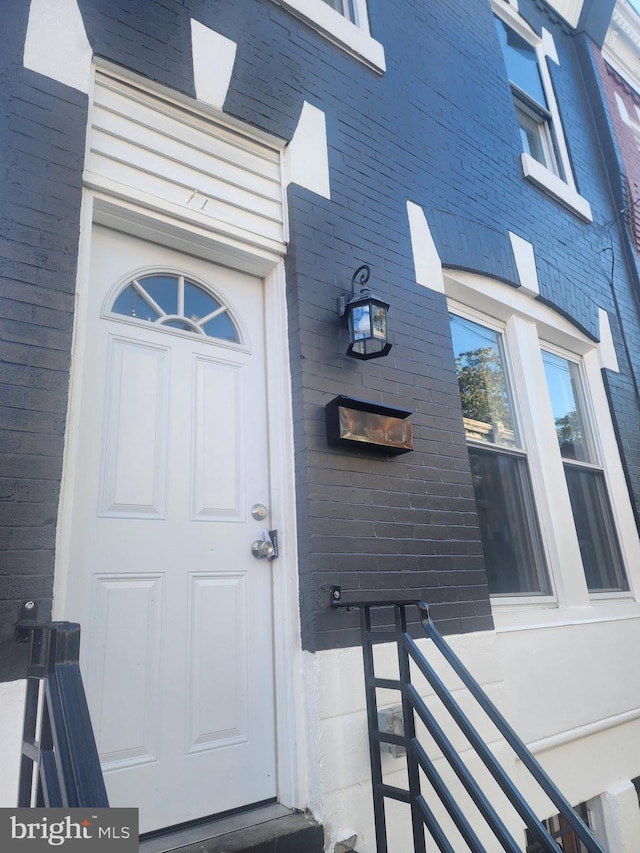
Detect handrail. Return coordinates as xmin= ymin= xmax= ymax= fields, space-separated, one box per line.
xmin=330 ymin=587 xmax=604 ymax=853
xmin=16 ymin=621 xmax=109 ymax=808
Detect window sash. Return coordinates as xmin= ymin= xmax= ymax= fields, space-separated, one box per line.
xmin=469 ymin=446 xmax=550 ymax=596
xmin=513 ymin=91 xmax=563 ymax=179
xmin=542 ymin=348 xmax=628 ymax=593
xmin=563 ymin=463 xmax=627 ymax=593
xmin=451 ymin=311 xmax=550 ymax=597
xmin=542 ymin=349 xmax=594 ymax=462
xmin=495 ymin=15 xmax=547 ymax=108
xmin=449 ymin=313 xmax=520 ymax=449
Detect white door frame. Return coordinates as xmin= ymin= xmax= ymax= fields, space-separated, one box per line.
xmin=53 ymin=186 xmax=306 ymax=814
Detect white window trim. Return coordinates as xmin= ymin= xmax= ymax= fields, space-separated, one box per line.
xmin=505 ymin=314 xmax=578 ymax=607
xmin=269 ymin=0 xmax=385 ymax=73
xmin=446 ymin=269 xmax=640 ymax=630
xmin=491 ymin=0 xmax=592 ymax=222
xmin=581 ymin=346 xmax=640 ymax=601
xmin=450 ymin=303 xmax=559 ymax=604
xmin=521 ymin=154 xmax=593 ymax=222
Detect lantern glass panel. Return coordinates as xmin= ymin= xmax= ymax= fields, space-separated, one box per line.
xmin=351 ymin=304 xmax=371 ymax=341
xmin=372 ymin=304 xmax=387 ymax=340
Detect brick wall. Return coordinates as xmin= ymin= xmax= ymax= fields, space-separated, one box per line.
xmin=1 ymin=5 xmax=87 ymax=679
xmin=258 ymin=0 xmax=638 ymax=648
xmin=3 ymin=0 xmax=638 ymax=670
xmin=286 ymin=186 xmax=491 ymax=650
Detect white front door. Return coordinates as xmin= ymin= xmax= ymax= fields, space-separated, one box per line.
xmin=62 ymin=225 xmax=277 ymax=832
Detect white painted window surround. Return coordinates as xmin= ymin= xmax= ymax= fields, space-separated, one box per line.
xmin=445 ymin=269 xmax=640 ymax=630
xmin=491 ymin=0 xmax=592 ymax=222
xmin=269 ymin=0 xmax=385 ymax=72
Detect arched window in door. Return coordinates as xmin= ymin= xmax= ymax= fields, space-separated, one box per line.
xmin=110 ymin=273 xmax=240 ymax=342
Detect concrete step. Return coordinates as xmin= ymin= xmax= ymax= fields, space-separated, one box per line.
xmin=139 ymin=804 xmax=324 ymax=853
xmin=174 ymin=812 xmax=323 ymax=852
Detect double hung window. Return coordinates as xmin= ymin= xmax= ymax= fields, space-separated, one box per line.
xmin=491 ymin=1 xmax=592 ymax=220
xmin=450 ymin=314 xmax=550 ymax=596
xmin=541 ymin=350 xmax=627 ymax=593
xmin=495 ymin=16 xmax=562 ymax=178
xmin=448 ymin=281 xmax=633 ymax=605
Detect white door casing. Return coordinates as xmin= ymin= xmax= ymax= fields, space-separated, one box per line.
xmin=61 ymin=225 xmax=278 ymax=831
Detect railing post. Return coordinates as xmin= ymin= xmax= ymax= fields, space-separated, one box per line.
xmin=16 ymin=621 xmax=109 ymax=809
xmin=359 ymin=604 xmax=389 ymax=853
xmin=394 ymin=604 xmax=427 ymax=853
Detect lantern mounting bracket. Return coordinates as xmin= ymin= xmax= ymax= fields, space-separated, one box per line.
xmin=338 ymin=264 xmax=372 ymax=317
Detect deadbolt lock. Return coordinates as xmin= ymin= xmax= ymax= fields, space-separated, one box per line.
xmin=251 ymin=503 xmax=268 ymax=521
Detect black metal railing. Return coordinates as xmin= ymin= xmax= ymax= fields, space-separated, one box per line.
xmin=330 ymin=588 xmax=604 ymax=853
xmin=16 ymin=621 xmax=109 ymax=808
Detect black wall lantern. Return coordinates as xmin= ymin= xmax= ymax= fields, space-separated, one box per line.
xmin=338 ymin=265 xmax=391 ymax=360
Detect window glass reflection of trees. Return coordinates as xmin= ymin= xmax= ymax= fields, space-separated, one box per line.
xmin=450 ymin=315 xmax=517 ymax=447
xmin=541 ymin=350 xmax=591 ymax=462
xmin=450 ymin=313 xmax=549 ymax=596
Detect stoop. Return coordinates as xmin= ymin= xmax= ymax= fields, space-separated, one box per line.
xmin=139 ymin=804 xmax=324 ymax=853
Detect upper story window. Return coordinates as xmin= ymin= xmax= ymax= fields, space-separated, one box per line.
xmin=271 ymin=0 xmax=385 ymax=72
xmin=495 ymin=17 xmax=563 ymax=179
xmin=491 ymin=1 xmax=592 ymax=221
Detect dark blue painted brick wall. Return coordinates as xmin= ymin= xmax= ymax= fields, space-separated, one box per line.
xmin=1 ymin=5 xmax=88 ymax=679
xmin=3 ymin=0 xmax=639 ymax=666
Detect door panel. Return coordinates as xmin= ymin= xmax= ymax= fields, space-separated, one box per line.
xmin=90 ymin=573 xmax=163 ymax=766
xmin=192 ymin=356 xmax=244 ymax=520
xmin=100 ymin=338 xmax=169 ymax=517
xmin=63 ymin=225 xmax=276 ymax=832
xmin=187 ymin=572 xmax=248 ymax=750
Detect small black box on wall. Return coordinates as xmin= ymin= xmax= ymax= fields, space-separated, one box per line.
xmin=325 ymin=395 xmax=413 ymax=455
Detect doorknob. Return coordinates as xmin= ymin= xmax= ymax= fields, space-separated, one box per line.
xmin=251 ymin=529 xmax=278 ymax=560
xmin=251 ymin=539 xmax=275 ymax=559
